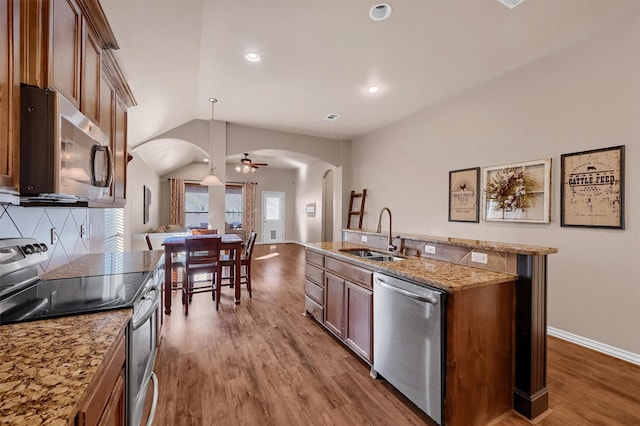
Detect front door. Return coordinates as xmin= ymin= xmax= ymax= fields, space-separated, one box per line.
xmin=262 ymin=191 xmax=285 ymax=243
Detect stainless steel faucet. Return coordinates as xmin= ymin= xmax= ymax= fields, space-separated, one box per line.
xmin=376 ymin=207 xmax=397 ymax=252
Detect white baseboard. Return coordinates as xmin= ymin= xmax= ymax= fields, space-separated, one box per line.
xmin=548 ymin=327 xmax=640 ymax=366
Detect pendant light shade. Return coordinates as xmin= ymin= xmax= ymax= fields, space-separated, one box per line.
xmin=200 ymin=172 xmax=223 ymax=186
xmin=200 ymin=98 xmax=224 ymax=186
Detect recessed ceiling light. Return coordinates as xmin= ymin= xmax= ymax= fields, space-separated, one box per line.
xmin=203 ymin=158 xmax=209 ymax=163
xmin=369 ymin=3 xmax=392 ymax=21
xmin=245 ymin=52 xmax=261 ymax=62
xmin=367 ymin=86 xmax=380 ymax=94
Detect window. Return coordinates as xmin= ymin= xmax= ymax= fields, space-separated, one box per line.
xmin=225 ymin=184 xmax=243 ymax=230
xmin=104 ymin=208 xmax=124 ymax=253
xmin=185 ymin=183 xmax=209 ymax=229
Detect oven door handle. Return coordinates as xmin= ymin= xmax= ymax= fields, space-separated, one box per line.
xmin=132 ymin=286 xmax=160 ymax=330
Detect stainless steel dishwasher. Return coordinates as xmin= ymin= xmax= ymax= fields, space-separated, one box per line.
xmin=372 ymin=272 xmax=446 ymax=425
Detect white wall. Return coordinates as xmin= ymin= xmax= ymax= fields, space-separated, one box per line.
xmin=226 ymin=165 xmax=297 ymax=243
xmin=294 ymin=159 xmax=336 ymax=243
xmin=351 ymin=17 xmax=640 ymax=354
xmin=124 ymin=152 xmax=161 ymax=250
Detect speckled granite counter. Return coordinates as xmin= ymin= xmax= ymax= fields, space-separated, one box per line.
xmin=306 ymin=241 xmax=517 ymax=292
xmin=42 ymin=250 xmax=164 ymax=280
xmin=0 ymin=310 xmax=131 ymax=425
xmin=342 ymin=228 xmax=558 ymax=256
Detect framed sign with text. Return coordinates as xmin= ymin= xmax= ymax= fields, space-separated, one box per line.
xmin=561 ymin=145 xmax=625 ymax=229
xmin=448 ymin=167 xmax=480 ymax=223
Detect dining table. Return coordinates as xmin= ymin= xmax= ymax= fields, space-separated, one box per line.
xmin=161 ymin=233 xmax=244 ymax=314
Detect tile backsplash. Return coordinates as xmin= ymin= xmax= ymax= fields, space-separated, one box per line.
xmin=0 ymin=205 xmax=106 ymax=274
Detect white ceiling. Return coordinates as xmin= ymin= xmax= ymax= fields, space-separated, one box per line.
xmin=101 ymin=0 xmax=640 ymax=167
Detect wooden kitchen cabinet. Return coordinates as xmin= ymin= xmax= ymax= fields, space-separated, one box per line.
xmin=304 ymin=248 xmax=325 ymax=322
xmin=112 ymin=96 xmax=127 ymax=204
xmin=81 ymin=23 xmax=101 ymax=123
xmin=323 ymin=272 xmax=345 ymax=338
xmin=321 ymin=254 xmax=374 ymax=364
xmin=0 ymin=0 xmax=19 ymax=192
xmin=344 ymin=281 xmax=372 ymax=361
xmin=76 ymin=327 xmax=126 ymax=426
xmin=20 ymin=0 xmax=135 ymax=206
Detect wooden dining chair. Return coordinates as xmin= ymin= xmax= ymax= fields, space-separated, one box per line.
xmin=181 ymin=235 xmax=223 ymax=314
xmin=221 ymin=231 xmax=257 ymax=298
xmin=144 ymin=233 xmax=153 ymax=250
xmin=145 ymin=233 xmax=184 ymax=293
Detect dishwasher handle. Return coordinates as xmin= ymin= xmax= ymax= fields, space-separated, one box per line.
xmin=375 ymin=278 xmax=438 ymax=305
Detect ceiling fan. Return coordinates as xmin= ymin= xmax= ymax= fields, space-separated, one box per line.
xmin=235 ymin=153 xmax=268 ymax=174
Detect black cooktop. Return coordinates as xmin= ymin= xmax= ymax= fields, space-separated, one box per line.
xmin=0 ymin=271 xmax=150 ymax=326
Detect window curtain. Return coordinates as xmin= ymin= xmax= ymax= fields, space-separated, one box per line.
xmin=169 ymin=178 xmax=185 ymax=227
xmin=243 ymin=182 xmax=257 ymax=239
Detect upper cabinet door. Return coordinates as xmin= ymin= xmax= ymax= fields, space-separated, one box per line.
xmin=81 ymin=24 xmax=101 ymax=124
xmin=50 ymin=0 xmax=82 ymax=107
xmin=0 ymin=0 xmax=19 ymax=190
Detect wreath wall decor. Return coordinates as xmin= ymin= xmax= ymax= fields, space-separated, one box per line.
xmin=482 ymin=158 xmax=552 ymax=223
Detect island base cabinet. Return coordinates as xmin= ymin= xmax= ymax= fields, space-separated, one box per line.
xmin=323 ymin=271 xmax=373 ymax=364
xmin=323 ymin=272 xmax=345 ymax=339
xmin=344 ymin=282 xmax=372 ymax=362
xmin=76 ymin=328 xmax=126 ymax=426
xmin=445 ymin=281 xmax=515 ymax=426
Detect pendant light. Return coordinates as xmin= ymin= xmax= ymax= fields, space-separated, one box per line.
xmin=200 ymin=97 xmax=224 ymax=186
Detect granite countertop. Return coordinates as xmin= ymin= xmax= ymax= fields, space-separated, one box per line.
xmin=307 ymin=241 xmax=517 ymax=292
xmin=0 ymin=310 xmax=131 ymax=425
xmin=42 ymin=250 xmax=164 ymax=280
xmin=0 ymin=250 xmax=163 ymax=425
xmin=342 ymin=228 xmax=558 ymax=256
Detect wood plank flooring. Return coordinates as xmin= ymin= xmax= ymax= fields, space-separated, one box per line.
xmin=152 ymin=243 xmax=640 ymax=425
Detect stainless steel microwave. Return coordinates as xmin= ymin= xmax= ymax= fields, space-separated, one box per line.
xmin=20 ymin=85 xmax=112 ymax=203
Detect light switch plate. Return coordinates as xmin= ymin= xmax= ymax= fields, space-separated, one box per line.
xmin=471 ymin=251 xmax=488 ymax=264
xmin=424 ymin=244 xmax=436 ymax=254
xmin=361 ymin=235 xmax=368 ymax=243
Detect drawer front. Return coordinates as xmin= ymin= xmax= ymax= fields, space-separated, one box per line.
xmin=305 ymin=295 xmax=324 ymax=322
xmin=305 ymin=279 xmax=324 ymax=304
xmin=305 ymin=263 xmax=324 ymax=285
xmin=325 ymin=257 xmax=373 ymax=289
xmin=306 ymin=249 xmax=324 ymax=267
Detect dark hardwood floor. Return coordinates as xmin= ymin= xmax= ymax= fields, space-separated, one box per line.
xmin=153 ymin=243 xmax=640 ymax=425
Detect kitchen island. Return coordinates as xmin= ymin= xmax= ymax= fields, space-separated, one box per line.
xmin=304 ymin=241 xmax=517 ymax=426
xmin=305 ymin=235 xmax=558 ymax=426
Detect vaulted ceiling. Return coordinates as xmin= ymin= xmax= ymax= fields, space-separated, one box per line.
xmin=101 ymin=0 xmax=640 ymax=156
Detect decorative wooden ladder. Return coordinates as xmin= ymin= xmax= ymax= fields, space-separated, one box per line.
xmin=347 ymin=189 xmax=367 ymax=229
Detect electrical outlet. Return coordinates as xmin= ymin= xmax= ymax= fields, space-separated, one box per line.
xmin=50 ymin=228 xmax=58 ymax=245
xmin=424 ymin=244 xmax=436 ymax=255
xmin=80 ymin=225 xmax=86 ymax=239
xmin=361 ymin=235 xmax=368 ymax=243
xmin=471 ymin=251 xmax=488 ymax=264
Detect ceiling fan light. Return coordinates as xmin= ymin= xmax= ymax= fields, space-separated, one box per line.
xmin=251 ymin=166 xmax=257 ymax=173
xmin=235 ymin=165 xmax=241 ymax=172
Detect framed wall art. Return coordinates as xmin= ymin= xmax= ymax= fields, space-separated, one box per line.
xmin=560 ymin=145 xmax=625 ymax=229
xmin=449 ymin=167 xmax=480 ymax=222
xmin=482 ymin=158 xmax=551 ymax=223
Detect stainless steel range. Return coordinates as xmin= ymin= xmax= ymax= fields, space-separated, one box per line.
xmin=0 ymin=238 xmax=160 ymax=426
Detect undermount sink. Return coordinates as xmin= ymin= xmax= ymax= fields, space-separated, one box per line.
xmin=339 ymin=248 xmax=406 ymax=262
